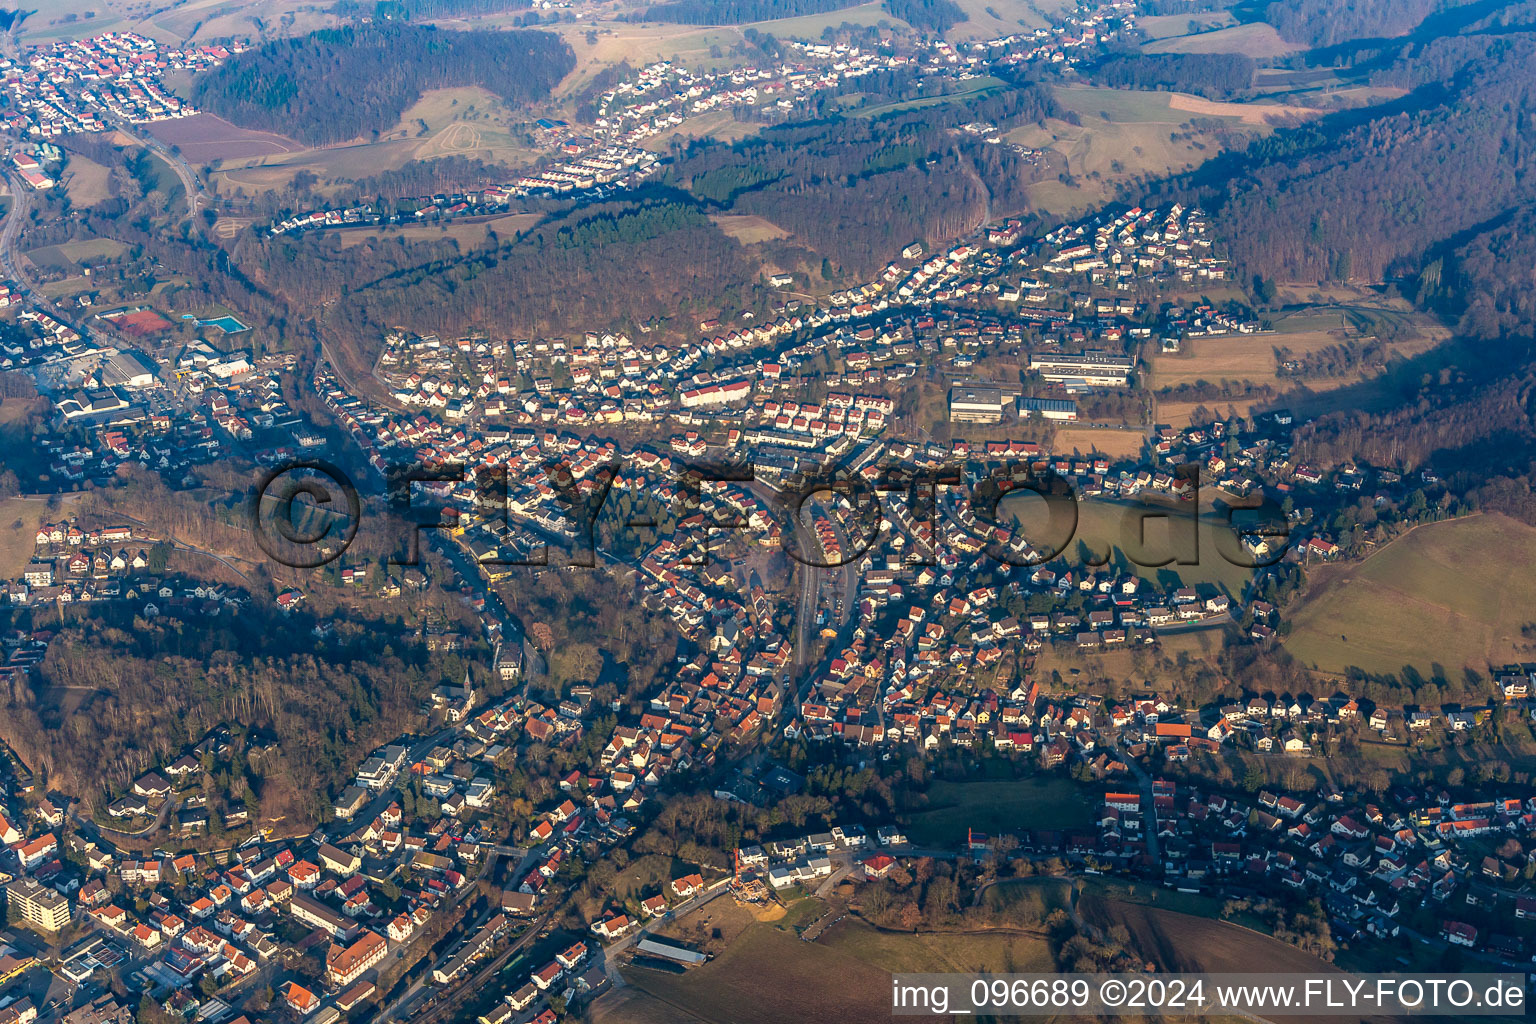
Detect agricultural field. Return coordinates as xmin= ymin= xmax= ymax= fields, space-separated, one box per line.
xmin=137 ymin=0 xmax=337 ymax=43
xmin=1078 ymin=896 xmax=1414 ymax=1024
xmin=1006 ymin=86 xmax=1280 ymax=213
xmin=1003 ymin=495 xmax=1261 ymax=597
xmin=901 ymin=776 xmax=1093 ymax=846
xmin=1143 ymin=21 xmax=1303 ymax=57
xmin=14 ymin=0 xmax=123 ymax=43
xmin=149 ymin=114 xmax=301 ymax=165
xmin=745 ymin=1 xmax=907 ymax=38
xmin=1284 ymin=514 xmax=1536 ymax=679
xmin=820 ymin=917 xmax=1057 ymax=973
xmin=15 ymin=0 xmax=333 ymax=44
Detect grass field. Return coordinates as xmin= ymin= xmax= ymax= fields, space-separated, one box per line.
xmin=332 ymin=212 xmax=542 ymax=249
xmin=902 ymin=776 xmax=1092 ymax=845
xmin=25 ymin=238 xmax=130 ymax=277
xmin=206 ymin=86 xmax=540 ymax=196
xmin=984 ymin=876 xmax=1073 ymax=919
xmin=944 ymin=0 xmax=1071 ymax=41
xmin=617 ymin=908 xmax=1056 ymax=1024
xmin=62 ymin=153 xmax=113 ymax=207
xmin=709 ymin=214 xmax=790 ymax=244
xmin=142 ymin=151 xmax=184 ymax=208
xmin=1050 ymin=426 xmax=1145 ymax=460
xmin=1143 ymin=21 xmax=1303 ymax=57
xmin=1007 ymin=86 xmax=1276 ymax=213
xmin=1285 ymin=514 xmax=1536 ymax=678
xmin=1136 ymin=10 xmax=1237 ymax=40
xmin=0 ymin=497 xmax=47 ymax=580
xmin=1151 ymin=305 xmax=1448 ymax=427
xmin=641 ymin=109 xmax=762 ymax=151
xmin=1003 ymin=496 xmax=1259 ymax=597
xmin=851 ymin=75 xmax=1004 ymax=118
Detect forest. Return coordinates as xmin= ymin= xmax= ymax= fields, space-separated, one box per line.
xmin=668 ymin=85 xmax=1060 ymax=277
xmin=883 ymin=0 xmax=967 ymax=33
xmin=2 ymin=600 xmax=458 ymax=823
xmin=257 ymin=198 xmax=779 ymax=371
xmin=190 ymin=24 xmax=574 ymax=146
xmin=1087 ymin=52 xmax=1255 ymax=98
xmin=1206 ymin=32 xmax=1536 ymax=288
xmin=1261 ymin=0 xmax=1478 ymax=47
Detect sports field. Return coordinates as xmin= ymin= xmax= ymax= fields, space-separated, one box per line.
xmin=1285 ymin=514 xmax=1536 ymax=678
xmin=25 ymin=238 xmax=130 ymax=276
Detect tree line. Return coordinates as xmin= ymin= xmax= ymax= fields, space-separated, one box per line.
xmin=1087 ymin=52 xmax=1256 ymax=99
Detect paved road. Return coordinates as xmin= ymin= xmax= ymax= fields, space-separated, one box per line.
xmin=109 ymin=118 xmax=205 ymax=222
xmin=0 ymin=172 xmax=33 ymax=286
xmin=1120 ymin=741 xmax=1161 ymax=863
xmin=598 ymin=876 xmax=735 ymax=987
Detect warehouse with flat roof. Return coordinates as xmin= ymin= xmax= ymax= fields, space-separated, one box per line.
xmin=948 ymin=386 xmax=1007 ymax=424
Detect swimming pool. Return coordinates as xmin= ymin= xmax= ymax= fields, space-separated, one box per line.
xmin=198 ymin=315 xmax=250 ymax=334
